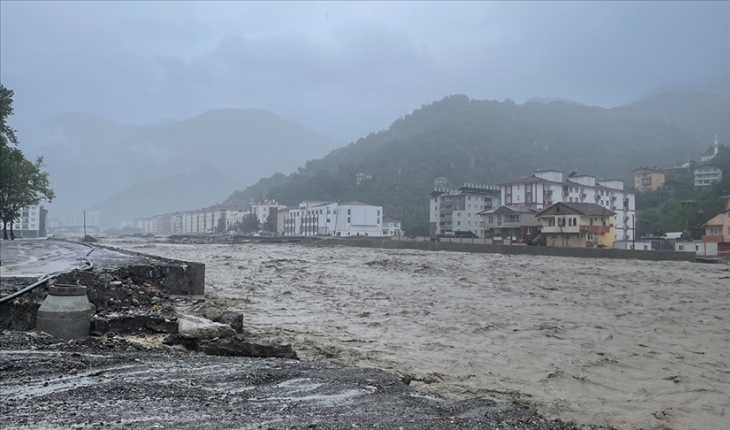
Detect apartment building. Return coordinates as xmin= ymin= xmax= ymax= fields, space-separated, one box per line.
xmin=480 ymin=204 xmax=540 ymax=244
xmin=429 ymin=183 xmax=501 ymax=238
xmin=382 ymin=217 xmax=403 ymax=236
xmin=632 ymin=167 xmax=665 ymax=192
xmin=702 ymin=198 xmax=730 ymax=257
xmin=536 ymin=202 xmax=616 ymax=248
xmin=182 ymin=205 xmax=248 ymax=234
xmin=9 ymin=204 xmax=47 ymax=238
xmin=694 ymin=165 xmax=723 ymax=187
xmin=250 ymin=200 xmax=286 ymax=225
xmin=499 ymin=170 xmax=636 ymax=241
xmin=284 ymin=201 xmax=384 ymax=237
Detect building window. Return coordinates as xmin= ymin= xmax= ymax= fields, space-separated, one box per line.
xmin=678 ymin=245 xmax=684 ymax=251
xmin=457 ymin=221 xmax=461 ymax=226
xmin=347 ymin=217 xmax=351 ymax=223
xmin=488 ymin=216 xmax=494 ymax=223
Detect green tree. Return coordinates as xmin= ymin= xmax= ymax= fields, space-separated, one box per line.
xmin=0 ymin=147 xmax=55 ymax=239
xmin=263 ymin=212 xmax=277 ymax=234
xmin=0 ymin=84 xmax=18 ymax=149
xmin=236 ymin=213 xmax=261 ymax=234
xmin=215 ymin=214 xmax=227 ymax=233
xmin=0 ymin=84 xmax=55 ymax=239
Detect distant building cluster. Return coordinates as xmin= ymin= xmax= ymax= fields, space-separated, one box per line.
xmin=633 ymin=137 xmax=723 ymax=192
xmin=129 ymin=199 xmax=401 ymax=238
xmin=430 ymin=170 xmax=636 ymax=248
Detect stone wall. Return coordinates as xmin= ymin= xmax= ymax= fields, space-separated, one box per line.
xmin=329 ymin=238 xmax=697 ymax=262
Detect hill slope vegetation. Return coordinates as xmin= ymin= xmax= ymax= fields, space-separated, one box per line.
xmin=226 ymin=92 xmax=730 ymax=234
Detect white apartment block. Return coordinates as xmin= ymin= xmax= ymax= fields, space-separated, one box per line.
xmin=10 ymin=204 xmax=47 ymax=238
xmin=499 ymin=170 xmax=637 ymax=241
xmin=284 ymin=201 xmax=383 ymax=237
xmin=429 ymin=183 xmax=501 ymax=238
xmin=694 ymin=165 xmax=722 ymax=187
xmin=133 ymin=206 xmax=248 ymax=235
xmin=250 ymin=200 xmax=286 ymax=225
xmin=182 ymin=206 xmax=248 ymax=234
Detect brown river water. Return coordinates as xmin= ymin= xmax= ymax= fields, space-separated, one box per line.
xmin=111 ymin=240 xmax=730 ymax=430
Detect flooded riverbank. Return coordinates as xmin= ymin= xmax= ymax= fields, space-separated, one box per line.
xmin=111 ymin=240 xmax=730 ymax=430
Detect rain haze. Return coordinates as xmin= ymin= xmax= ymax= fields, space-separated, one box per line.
xmin=3 ymin=2 xmax=730 ymax=141
xmin=4 ymin=3 xmax=730 ymax=430
xmin=1 ymin=1 xmax=730 ymax=225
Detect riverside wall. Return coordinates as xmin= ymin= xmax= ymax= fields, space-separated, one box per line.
xmin=327 ymin=238 xmax=697 ymax=262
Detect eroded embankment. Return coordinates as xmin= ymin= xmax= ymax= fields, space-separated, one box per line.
xmin=0 ymin=256 xmax=295 ymax=359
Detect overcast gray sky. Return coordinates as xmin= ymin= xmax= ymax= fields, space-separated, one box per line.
xmin=2 ymin=1 xmax=729 ymax=141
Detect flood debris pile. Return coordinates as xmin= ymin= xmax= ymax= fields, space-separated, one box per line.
xmin=0 ymin=266 xmax=294 ymax=360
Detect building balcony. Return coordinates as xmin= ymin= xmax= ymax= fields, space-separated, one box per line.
xmin=562 ymin=191 xmax=569 ymax=197
xmin=580 ymin=193 xmax=587 ymax=199
xmin=594 ymin=195 xmax=601 ymax=200
xmin=701 ymin=235 xmax=725 ymax=243
xmin=541 ymin=225 xmax=580 ymax=234
xmin=580 ymin=225 xmax=611 ymax=234
xmin=545 ymin=190 xmax=553 ymax=196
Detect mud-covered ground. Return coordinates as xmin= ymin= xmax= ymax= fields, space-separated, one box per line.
xmin=107 ymin=239 xmax=730 ymax=430
xmin=1 ymin=331 xmax=581 ymax=430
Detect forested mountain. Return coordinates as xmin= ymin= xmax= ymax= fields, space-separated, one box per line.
xmin=225 ymin=92 xmax=730 ymax=234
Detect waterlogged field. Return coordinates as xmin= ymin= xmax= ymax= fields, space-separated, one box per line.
xmin=112 ymin=240 xmax=730 ymax=430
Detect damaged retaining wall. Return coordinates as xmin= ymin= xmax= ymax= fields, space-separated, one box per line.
xmin=328 ymin=238 xmax=697 ymax=262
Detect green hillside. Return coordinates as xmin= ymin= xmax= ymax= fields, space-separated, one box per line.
xmin=226 ymin=92 xmax=728 ymax=235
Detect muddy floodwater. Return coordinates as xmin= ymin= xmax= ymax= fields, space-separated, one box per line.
xmin=112 ymin=240 xmax=730 ymax=430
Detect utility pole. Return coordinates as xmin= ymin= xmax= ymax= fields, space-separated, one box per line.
xmin=83 ymin=211 xmax=87 ymax=237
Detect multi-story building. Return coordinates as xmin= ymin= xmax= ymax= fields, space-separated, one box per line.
xmin=702 ymin=198 xmax=730 ymax=257
xmin=536 ymin=202 xmax=616 ymax=248
xmin=480 ymin=204 xmax=540 ymax=244
xmin=429 ymin=183 xmax=501 ymax=238
xmin=382 ymin=217 xmax=403 ymax=236
xmin=498 ymin=170 xmax=636 ymax=241
xmin=694 ymin=165 xmax=722 ymax=187
xmin=284 ymin=201 xmax=383 ymax=237
xmin=250 ymin=200 xmax=286 ymax=226
xmin=632 ymin=167 xmax=665 ymax=192
xmin=10 ymin=204 xmax=47 ymax=238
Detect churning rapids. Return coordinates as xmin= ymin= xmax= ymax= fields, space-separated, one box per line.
xmin=111 ymin=239 xmax=729 ymax=430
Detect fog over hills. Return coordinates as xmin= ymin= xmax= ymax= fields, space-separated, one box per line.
xmin=32 ymin=109 xmax=337 ymax=228
xmin=32 ymin=84 xmax=730 ymax=231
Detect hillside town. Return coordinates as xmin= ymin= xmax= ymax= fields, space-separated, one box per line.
xmin=7 ymin=137 xmax=727 ymax=260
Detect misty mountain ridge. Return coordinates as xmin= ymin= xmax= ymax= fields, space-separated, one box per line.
xmin=90 ymin=162 xmax=243 ymax=229
xmin=526 ymin=97 xmax=583 ymax=106
xmin=32 ymin=108 xmax=338 ymax=227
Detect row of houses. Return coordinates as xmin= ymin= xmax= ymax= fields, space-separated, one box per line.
xmin=430 ymin=169 xmax=637 ymax=247
xmin=131 ymin=199 xmax=403 ymax=238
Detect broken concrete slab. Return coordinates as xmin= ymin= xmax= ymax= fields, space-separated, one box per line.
xmin=177 ymin=314 xmax=236 ymax=339
xmin=217 ymin=310 xmax=243 ymax=333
